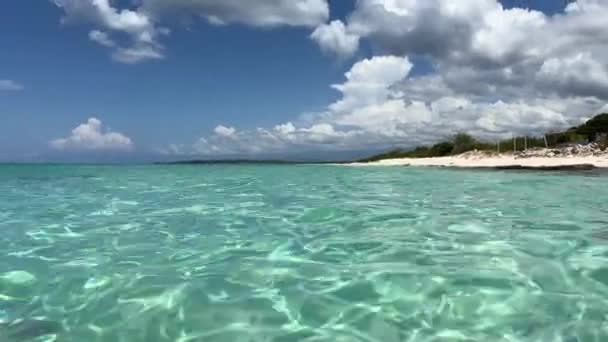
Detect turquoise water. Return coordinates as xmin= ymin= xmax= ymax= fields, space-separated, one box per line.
xmin=1 ymin=165 xmax=608 ymax=341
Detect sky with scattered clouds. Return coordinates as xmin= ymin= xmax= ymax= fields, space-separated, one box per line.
xmin=2 ymin=0 xmax=608 ymax=161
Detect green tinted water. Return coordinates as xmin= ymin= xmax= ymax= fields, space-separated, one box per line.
xmin=1 ymin=165 xmax=608 ymax=341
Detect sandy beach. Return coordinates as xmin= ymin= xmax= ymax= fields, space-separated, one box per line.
xmin=351 ymin=146 xmax=608 ymax=169
xmin=352 ymin=155 xmax=608 ymax=169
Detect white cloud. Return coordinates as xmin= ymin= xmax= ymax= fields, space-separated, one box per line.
xmin=89 ymin=30 xmax=115 ymax=47
xmin=343 ymin=0 xmax=548 ymax=64
xmin=87 ymin=0 xmax=151 ymax=33
xmin=164 ymin=53 xmax=608 ymax=157
xmin=323 ymin=55 xmax=582 ymax=141
xmin=52 ymin=0 xmax=328 ymax=63
xmin=50 ymin=118 xmax=134 ymax=151
xmin=329 ymin=56 xmax=414 ymax=116
xmin=50 ymin=0 xmax=608 ymax=156
xmin=53 ymin=0 xmax=167 ymax=63
xmin=112 ymin=45 xmax=164 ymax=64
xmin=0 ymin=80 xmax=24 ymax=91
xmin=309 ymin=0 xmax=608 ymax=107
xmin=311 ymin=20 xmax=360 ymax=58
xmin=274 ymin=122 xmax=296 ymax=135
xmin=213 ymin=125 xmax=236 ymax=137
xmin=182 ymin=122 xmax=365 ymax=156
xmin=537 ymin=53 xmax=608 ymax=99
xmin=141 ymin=0 xmax=329 ymax=28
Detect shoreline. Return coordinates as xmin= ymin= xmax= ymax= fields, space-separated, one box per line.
xmin=349 ymin=153 xmax=608 ymax=170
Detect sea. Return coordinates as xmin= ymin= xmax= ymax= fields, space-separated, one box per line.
xmin=1 ymin=164 xmax=607 ymax=341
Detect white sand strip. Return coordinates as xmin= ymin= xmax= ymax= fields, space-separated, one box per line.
xmin=350 ymin=155 xmax=608 ymax=169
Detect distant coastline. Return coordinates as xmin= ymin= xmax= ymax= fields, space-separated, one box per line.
xmin=357 ymin=113 xmax=608 ymax=163
xmin=350 ymin=146 xmax=608 ymax=170
xmin=158 ymin=113 xmax=608 ymax=168
xmin=156 ymin=159 xmax=351 ymax=165
xmin=350 ymin=113 xmax=608 ymax=170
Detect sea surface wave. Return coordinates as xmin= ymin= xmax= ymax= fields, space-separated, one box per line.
xmin=1 ymin=164 xmax=608 ymax=341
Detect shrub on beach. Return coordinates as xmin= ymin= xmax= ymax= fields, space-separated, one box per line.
xmin=451 ymin=133 xmax=477 ymax=155
xmin=576 ymin=113 xmax=608 ymax=141
xmin=359 ymin=112 xmax=608 ymax=162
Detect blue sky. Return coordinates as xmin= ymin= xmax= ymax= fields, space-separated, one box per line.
xmin=0 ymin=1 xmax=351 ymax=160
xmin=2 ymin=0 xmax=607 ymax=161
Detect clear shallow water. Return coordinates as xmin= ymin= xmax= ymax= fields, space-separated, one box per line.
xmin=1 ymin=164 xmax=608 ymax=341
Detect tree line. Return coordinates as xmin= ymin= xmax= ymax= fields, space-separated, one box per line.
xmin=360 ymin=113 xmax=608 ymax=162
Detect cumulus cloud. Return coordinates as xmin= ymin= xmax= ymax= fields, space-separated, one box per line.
xmin=141 ymin=0 xmax=329 ymax=28
xmin=0 ymin=80 xmax=24 ymax=91
xmin=329 ymin=56 xmax=413 ymax=116
xmin=50 ymin=118 xmax=134 ymax=151
xmin=54 ymin=0 xmax=167 ymax=63
xmin=342 ymin=0 xmax=549 ymax=65
xmin=332 ymin=0 xmax=608 ymax=100
xmin=537 ymin=53 xmax=608 ymax=99
xmin=213 ymin=125 xmax=237 ymax=137
xmin=164 ymin=53 xmax=607 ymax=157
xmin=52 ymin=0 xmax=328 ymax=63
xmin=274 ymin=122 xmax=296 ymax=135
xmin=322 ymin=56 xmax=593 ymax=142
xmin=51 ymin=0 xmax=608 ymax=155
xmin=88 ymin=30 xmax=115 ymax=47
xmin=311 ymin=20 xmax=360 ymax=58
xmin=187 ymin=122 xmax=365 ymax=156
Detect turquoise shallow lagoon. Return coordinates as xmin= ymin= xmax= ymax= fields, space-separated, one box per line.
xmin=1 ymin=164 xmax=608 ymax=341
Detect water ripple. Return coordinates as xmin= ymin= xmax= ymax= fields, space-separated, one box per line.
xmin=0 ymin=165 xmax=607 ymax=341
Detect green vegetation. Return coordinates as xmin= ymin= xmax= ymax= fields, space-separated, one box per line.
xmin=451 ymin=133 xmax=477 ymax=154
xmin=575 ymin=113 xmax=608 ymax=141
xmin=359 ymin=113 xmax=608 ymax=162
